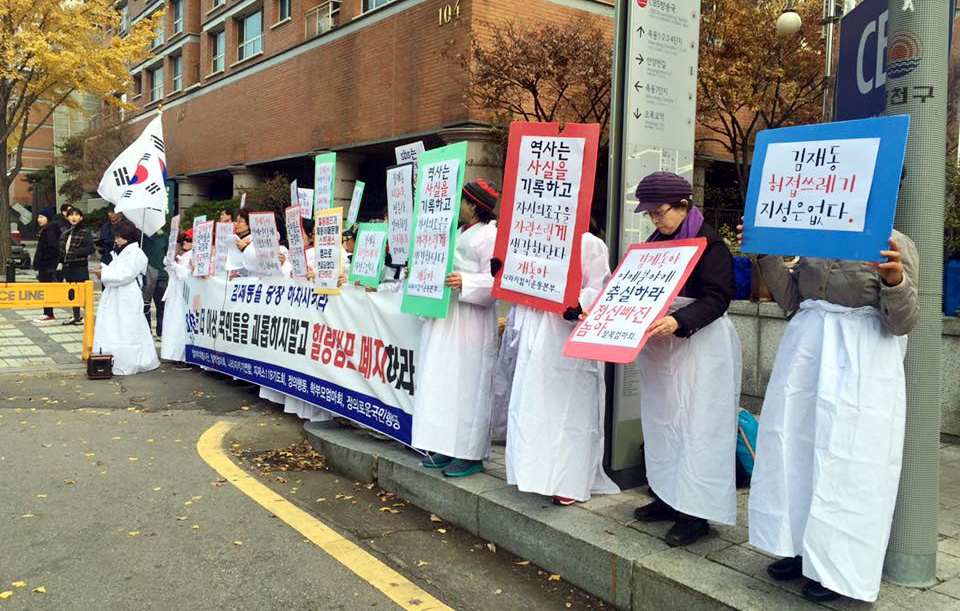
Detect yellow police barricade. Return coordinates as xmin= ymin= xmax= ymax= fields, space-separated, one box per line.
xmin=0 ymin=281 xmax=95 ymax=360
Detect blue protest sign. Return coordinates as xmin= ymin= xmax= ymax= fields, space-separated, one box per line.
xmin=741 ymin=115 xmax=909 ymax=262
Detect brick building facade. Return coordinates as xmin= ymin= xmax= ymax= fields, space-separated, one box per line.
xmin=120 ymin=0 xmax=614 ymax=214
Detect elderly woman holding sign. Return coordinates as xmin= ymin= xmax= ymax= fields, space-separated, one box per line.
xmin=740 ymin=223 xmax=919 ymax=603
xmin=629 ymin=172 xmax=742 ymax=547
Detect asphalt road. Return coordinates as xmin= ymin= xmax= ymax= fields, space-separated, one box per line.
xmin=0 ymin=367 xmax=605 ymax=611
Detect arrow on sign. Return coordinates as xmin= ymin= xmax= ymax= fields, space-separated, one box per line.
xmin=635 ymin=53 xmax=644 ymax=66
xmin=634 ymin=82 xmax=643 ymax=93
xmin=636 ymin=25 xmax=645 ymax=36
xmin=633 ymin=109 xmax=642 ymax=120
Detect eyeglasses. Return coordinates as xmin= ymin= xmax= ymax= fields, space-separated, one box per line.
xmin=646 ymin=205 xmax=674 ymax=221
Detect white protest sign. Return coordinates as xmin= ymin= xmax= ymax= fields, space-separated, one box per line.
xmin=386 ymin=164 xmax=414 ymax=266
xmin=164 ymin=214 xmax=180 ymax=265
xmin=314 ymin=207 xmax=343 ymax=294
xmin=501 ymin=136 xmax=586 ymax=303
xmin=395 ymin=141 xmax=425 ymax=191
xmin=290 ymin=179 xmax=298 ymax=212
xmin=193 ymin=215 xmax=207 ymax=225
xmin=313 ymin=153 xmax=336 ymax=215
xmin=297 ymin=188 xmax=314 ymax=218
xmin=191 ymin=221 xmax=215 ymax=277
xmin=248 ymin=211 xmax=284 ymax=277
xmin=214 ymin=222 xmax=235 ymax=277
xmin=347 ymin=181 xmax=365 ymax=228
xmin=285 ymin=206 xmax=310 ymax=278
xmin=564 ymin=239 xmax=706 ymax=363
xmin=406 ymin=159 xmax=460 ymax=299
xmin=239 ymin=193 xmax=247 ymax=210
xmin=754 ymin=138 xmax=879 ymax=233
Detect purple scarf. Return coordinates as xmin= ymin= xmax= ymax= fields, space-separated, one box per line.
xmin=646 ymin=205 xmax=705 ymax=243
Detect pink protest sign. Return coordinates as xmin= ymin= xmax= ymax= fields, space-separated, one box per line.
xmin=563 ymin=238 xmax=706 ymax=363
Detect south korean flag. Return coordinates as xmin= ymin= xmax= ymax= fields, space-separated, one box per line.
xmin=97 ymin=114 xmax=169 ymax=236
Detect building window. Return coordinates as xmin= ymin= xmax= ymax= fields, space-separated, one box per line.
xmin=363 ymin=0 xmax=393 ymax=11
xmin=150 ymin=66 xmax=164 ymax=102
xmin=278 ymin=0 xmax=291 ymax=21
xmin=237 ymin=10 xmax=263 ymax=61
xmin=171 ymin=55 xmax=183 ymax=91
xmin=152 ymin=15 xmax=165 ymax=48
xmin=212 ymin=0 xmax=224 ymax=7
xmin=120 ymin=4 xmax=129 ymax=34
xmin=133 ymin=73 xmax=142 ymax=97
xmin=211 ymin=30 xmax=225 ymax=73
xmin=172 ymin=0 xmax=184 ymax=33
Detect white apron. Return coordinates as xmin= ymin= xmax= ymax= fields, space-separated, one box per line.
xmin=160 ymin=250 xmax=192 ymax=362
xmin=636 ymin=297 xmax=741 ymax=525
xmin=93 ymin=244 xmax=160 ymax=376
xmin=748 ymin=300 xmax=906 ymax=602
xmin=490 ymin=306 xmax=519 ymax=440
xmin=411 ymin=223 xmax=498 ymax=460
xmin=505 ymin=233 xmax=620 ymax=502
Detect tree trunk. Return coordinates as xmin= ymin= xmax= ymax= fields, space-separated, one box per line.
xmin=0 ymin=150 xmax=13 ymax=269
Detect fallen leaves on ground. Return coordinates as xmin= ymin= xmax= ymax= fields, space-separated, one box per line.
xmin=378 ymin=507 xmax=401 ymax=514
xmin=486 ymin=542 xmax=497 ymax=553
xmin=494 ymin=588 xmax=502 ymax=595
xmin=548 ymin=574 xmax=561 ymax=581
xmin=416 ymin=560 xmax=429 ymax=567
xmin=233 ymin=540 xmax=243 ymax=546
xmin=32 ymin=587 xmax=45 ymax=594
xmin=429 ymin=514 xmax=443 ymax=523
xmin=514 ymin=560 xmax=530 ymax=566
xmin=0 ymin=591 xmax=13 ymax=599
xmin=10 ymin=582 xmax=25 ymax=588
xmin=236 ymin=440 xmax=326 ymax=476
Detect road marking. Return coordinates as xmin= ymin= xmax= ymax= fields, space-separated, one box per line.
xmin=197 ymin=421 xmax=454 ymax=611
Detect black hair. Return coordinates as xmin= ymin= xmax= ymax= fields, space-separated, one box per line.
xmin=220 ymin=207 xmax=235 ymax=220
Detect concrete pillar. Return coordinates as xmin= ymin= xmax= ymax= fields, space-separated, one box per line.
xmin=331 ymin=152 xmax=366 ymax=213
xmin=437 ymin=124 xmax=504 ymax=187
xmin=175 ymin=175 xmax=212 ymax=209
xmin=229 ymin=165 xmax=265 ymax=199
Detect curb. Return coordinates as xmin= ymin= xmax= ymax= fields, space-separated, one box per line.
xmin=305 ymin=422 xmax=814 ymax=610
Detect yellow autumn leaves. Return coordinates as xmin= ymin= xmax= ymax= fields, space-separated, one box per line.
xmin=0 ymin=581 xmax=46 ymax=600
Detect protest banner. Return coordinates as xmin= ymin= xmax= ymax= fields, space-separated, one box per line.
xmin=297 ymin=188 xmax=314 ymax=218
xmin=395 ymin=141 xmax=425 ymax=193
xmin=214 ymin=222 xmax=235 ymax=277
xmin=290 ymin=179 xmax=298 ymax=216
xmin=185 ymin=277 xmax=421 ymax=444
xmin=386 ymin=163 xmax=414 ymax=266
xmin=191 ymin=220 xmax=215 ymax=277
xmin=193 ymin=215 xmax=207 ymax=225
xmin=741 ymin=115 xmax=910 ymax=261
xmin=314 ymin=207 xmax=343 ymax=294
xmin=349 ymin=223 xmax=388 ymax=288
xmin=401 ymin=141 xmax=468 ymax=318
xmin=285 ymin=206 xmax=310 ymax=279
xmin=492 ymin=122 xmax=600 ymax=314
xmin=164 ymin=214 xmax=180 ymax=265
xmin=248 ymin=211 xmax=284 ymax=277
xmin=347 ymin=181 xmax=365 ymax=228
xmin=314 ymin=153 xmax=336 ymax=215
xmin=563 ymin=239 xmax=707 ymax=363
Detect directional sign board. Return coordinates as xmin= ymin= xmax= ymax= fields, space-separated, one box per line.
xmin=620 ymin=0 xmax=701 ymax=254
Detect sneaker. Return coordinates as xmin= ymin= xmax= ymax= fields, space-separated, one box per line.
xmin=552 ymin=496 xmax=577 ymax=506
xmin=801 ymin=579 xmax=840 ymax=603
xmin=62 ymin=317 xmax=83 ymax=326
xmin=767 ymin=556 xmax=803 ymax=581
xmin=34 ymin=315 xmax=55 ymax=322
xmin=633 ymin=497 xmax=678 ymax=522
xmin=174 ymin=362 xmax=193 ymax=370
xmin=442 ymin=459 xmax=485 ymax=477
xmin=664 ymin=517 xmax=710 ymax=547
xmin=421 ymin=453 xmax=454 ymax=469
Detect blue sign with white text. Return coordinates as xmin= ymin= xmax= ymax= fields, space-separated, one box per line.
xmin=742 ymin=116 xmax=909 ymax=262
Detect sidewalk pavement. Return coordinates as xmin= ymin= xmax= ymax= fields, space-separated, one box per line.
xmin=305 ymin=422 xmax=960 ymax=610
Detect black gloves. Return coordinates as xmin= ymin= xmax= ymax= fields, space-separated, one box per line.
xmin=490 ymin=257 xmax=503 ymax=277
xmin=562 ymin=305 xmax=583 ymax=321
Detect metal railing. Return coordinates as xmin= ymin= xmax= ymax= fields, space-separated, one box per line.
xmin=305 ymin=0 xmax=341 ymax=39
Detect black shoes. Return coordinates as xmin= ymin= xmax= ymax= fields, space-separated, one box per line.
xmin=633 ymin=497 xmax=678 ymax=522
xmin=766 ymin=555 xmax=803 ymax=581
xmin=664 ymin=517 xmax=709 ymax=547
xmin=801 ymin=579 xmax=840 ymax=602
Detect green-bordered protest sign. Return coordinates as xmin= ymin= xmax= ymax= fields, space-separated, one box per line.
xmin=400 ymin=141 xmax=467 ymax=318
xmin=313 ymin=152 xmax=336 ymax=215
xmin=348 ymin=222 xmax=388 ymax=289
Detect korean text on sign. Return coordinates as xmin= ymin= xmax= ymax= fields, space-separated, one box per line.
xmin=406 ymin=159 xmax=460 ymax=299
xmin=350 ymin=224 xmax=387 ymax=287
xmin=313 ymin=208 xmax=343 ymax=293
xmin=192 ymin=221 xmax=215 ymax=278
xmin=755 ymin=138 xmax=879 ymax=233
xmin=285 ymin=206 xmax=310 ymax=279
xmin=249 ymin=211 xmax=284 ymax=277
xmin=214 ymin=222 xmax=235 ymax=277
xmin=564 ymin=240 xmax=705 ymax=363
xmin=313 ymin=153 xmax=336 ymax=215
xmin=386 ymin=164 xmax=414 ymax=266
xmin=165 ymin=214 xmax=180 ymax=265
xmin=501 ymin=136 xmax=585 ymax=303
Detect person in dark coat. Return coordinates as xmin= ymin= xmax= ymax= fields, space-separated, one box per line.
xmin=58 ymin=207 xmax=96 ymax=324
xmin=32 ymin=206 xmax=61 ymax=321
xmin=96 ymin=204 xmax=129 ymax=265
xmin=629 ymin=172 xmax=743 ymax=547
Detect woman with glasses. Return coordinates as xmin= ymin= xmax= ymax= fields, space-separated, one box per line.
xmin=630 ymin=172 xmax=742 ymax=547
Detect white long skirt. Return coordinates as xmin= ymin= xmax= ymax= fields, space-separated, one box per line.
xmin=505 ymin=306 xmax=619 ymax=501
xmin=636 ymin=297 xmax=741 ymax=525
xmin=159 ymin=276 xmax=188 ymax=362
xmin=748 ymin=300 xmax=906 ymax=602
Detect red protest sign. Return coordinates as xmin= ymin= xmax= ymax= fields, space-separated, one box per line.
xmin=491 ymin=122 xmax=600 ymax=314
xmin=563 ymin=238 xmax=707 ymax=363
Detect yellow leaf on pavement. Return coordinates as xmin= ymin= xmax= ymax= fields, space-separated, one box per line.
xmin=548 ymin=574 xmax=561 ymax=581
xmin=84 ymin=452 xmax=95 ymax=457
xmin=152 ymin=487 xmax=161 ymax=492
xmin=233 ymin=541 xmax=243 ymax=546
xmin=416 ymin=560 xmax=429 ymax=567
xmin=514 ymin=560 xmax=530 ymax=566
xmin=11 ymin=582 xmax=25 ymax=588
xmin=176 ymin=516 xmax=188 ymax=521
xmin=429 ymin=514 xmax=443 ymax=523
xmin=36 ymin=494 xmax=47 ymax=499
xmin=436 ymin=528 xmax=447 ymax=534
xmin=128 ymin=457 xmax=138 ymax=462
xmin=191 ymin=496 xmax=202 ymax=501
xmin=32 ymin=587 xmax=45 ymax=594
xmin=128 ymin=531 xmax=140 ymax=537
xmin=495 ymin=589 xmax=502 ymax=595
xmin=0 ymin=591 xmax=13 ymax=599
xmin=191 ymin=524 xmax=200 ymax=530
xmin=64 ymin=479 xmax=75 ymax=485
